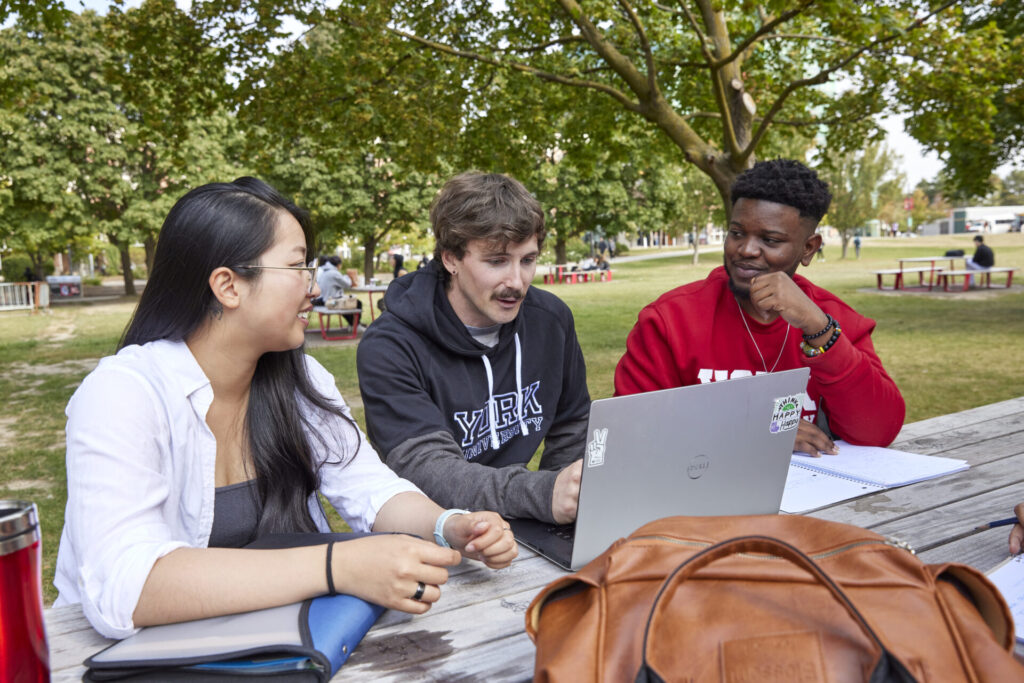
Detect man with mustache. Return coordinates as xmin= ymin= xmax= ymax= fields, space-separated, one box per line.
xmin=358 ymin=172 xmax=590 ymax=524
xmin=614 ymin=160 xmax=904 ymax=454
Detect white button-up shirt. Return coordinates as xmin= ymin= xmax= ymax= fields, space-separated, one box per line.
xmin=54 ymin=339 xmax=420 ymax=638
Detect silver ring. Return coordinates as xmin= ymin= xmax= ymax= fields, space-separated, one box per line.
xmin=411 ymin=581 xmax=426 ymax=601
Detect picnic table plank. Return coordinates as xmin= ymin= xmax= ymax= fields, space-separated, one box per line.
xmin=891 ymin=413 xmax=1024 ymax=462
xmin=349 ymin=629 xmax=535 ymax=682
xmin=891 ymin=397 xmax=1024 ymax=443
xmin=812 ymin=453 xmax=1024 ymax=529
xmin=870 ymin=483 xmax=1024 ymax=554
xmin=344 ymin=584 xmax=553 ymax=681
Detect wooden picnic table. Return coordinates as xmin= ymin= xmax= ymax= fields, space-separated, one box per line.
xmin=350 ymin=284 xmax=389 ymax=321
xmin=896 ymin=256 xmax=964 ymax=290
xmin=44 ymin=396 xmax=1024 ymax=680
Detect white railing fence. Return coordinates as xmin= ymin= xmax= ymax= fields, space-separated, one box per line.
xmin=0 ymin=282 xmax=49 ymax=312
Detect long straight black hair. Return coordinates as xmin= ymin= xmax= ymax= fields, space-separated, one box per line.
xmin=121 ymin=177 xmax=355 ymax=535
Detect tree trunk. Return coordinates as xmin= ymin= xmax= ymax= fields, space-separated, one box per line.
xmin=554 ymin=235 xmax=568 ymax=264
xmin=691 ymin=228 xmax=700 ymax=265
xmin=144 ymin=234 xmax=157 ymax=275
xmin=840 ymin=232 xmax=850 ymax=259
xmin=362 ymin=236 xmax=377 ymax=284
xmin=30 ymin=252 xmax=46 ymax=280
xmin=119 ymin=244 xmax=136 ymax=296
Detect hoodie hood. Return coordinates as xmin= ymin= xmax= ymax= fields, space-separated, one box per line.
xmin=381 ymin=259 xmax=520 ymax=358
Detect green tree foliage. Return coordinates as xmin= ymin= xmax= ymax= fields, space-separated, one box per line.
xmin=0 ymin=3 xmax=241 ymax=289
xmin=377 ymin=0 xmax=982 ymax=214
xmin=0 ymin=12 xmax=132 ymax=278
xmin=820 ymin=143 xmax=901 ymax=258
xmin=900 ymin=3 xmax=1022 ymax=200
xmin=239 ymin=18 xmax=465 ymax=280
xmin=0 ymin=0 xmax=69 ymax=29
xmin=992 ymin=169 xmax=1024 ymax=206
xmin=101 ymin=0 xmax=236 ymax=292
xmin=266 ymin=138 xmax=438 ymax=280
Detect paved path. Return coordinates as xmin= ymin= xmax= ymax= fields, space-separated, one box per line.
xmin=601 ymin=244 xmax=718 ymax=264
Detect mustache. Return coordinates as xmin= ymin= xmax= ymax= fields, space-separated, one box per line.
xmin=493 ymin=288 xmax=524 ymax=301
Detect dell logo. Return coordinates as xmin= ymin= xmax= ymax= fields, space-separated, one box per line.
xmin=687 ymin=454 xmax=710 ymax=479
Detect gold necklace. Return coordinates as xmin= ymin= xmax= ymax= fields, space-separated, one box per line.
xmin=734 ymin=296 xmax=789 ymax=373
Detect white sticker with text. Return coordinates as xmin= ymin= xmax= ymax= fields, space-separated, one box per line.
xmin=770 ymin=395 xmax=802 ymax=434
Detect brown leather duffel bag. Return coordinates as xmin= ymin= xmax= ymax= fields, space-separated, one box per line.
xmin=526 ymin=515 xmax=1024 ymax=682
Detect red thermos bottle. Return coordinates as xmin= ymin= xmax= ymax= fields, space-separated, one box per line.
xmin=0 ymin=501 xmax=49 ymax=682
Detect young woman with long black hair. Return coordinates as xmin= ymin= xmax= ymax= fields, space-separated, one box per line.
xmin=53 ymin=178 xmax=516 ymax=639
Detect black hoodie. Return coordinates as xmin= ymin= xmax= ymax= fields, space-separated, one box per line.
xmin=357 ymin=261 xmax=591 ymax=522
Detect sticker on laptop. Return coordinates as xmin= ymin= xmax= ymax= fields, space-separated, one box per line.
xmin=586 ymin=428 xmax=608 ymax=467
xmin=769 ymin=395 xmax=802 ymax=434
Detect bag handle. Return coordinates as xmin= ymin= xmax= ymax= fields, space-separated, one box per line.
xmin=635 ymin=535 xmax=917 ymax=683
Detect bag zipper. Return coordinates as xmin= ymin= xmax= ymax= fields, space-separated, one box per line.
xmin=627 ymin=534 xmax=917 ymax=560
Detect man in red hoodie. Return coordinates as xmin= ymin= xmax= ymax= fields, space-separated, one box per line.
xmin=614 ymin=159 xmax=905 ymax=455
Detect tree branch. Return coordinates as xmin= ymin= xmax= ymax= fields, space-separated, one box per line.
xmin=616 ymin=0 xmax=656 ymax=93
xmin=554 ymin=0 xmax=652 ymax=99
xmin=385 ymin=24 xmax=642 ymax=112
xmin=687 ymin=109 xmax=876 ymax=128
xmin=687 ymin=0 xmax=741 ymax=158
xmin=497 ymin=35 xmax=586 ymax=54
xmin=739 ymin=0 xmax=960 ymax=165
xmin=716 ymin=0 xmax=816 ymax=69
xmin=761 ymin=32 xmax=853 ymax=47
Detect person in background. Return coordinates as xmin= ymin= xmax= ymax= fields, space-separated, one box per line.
xmin=614 ymin=159 xmax=905 ymax=455
xmin=965 ymin=234 xmax=995 ymax=287
xmin=853 ymin=234 xmax=862 ymax=259
xmin=317 ymin=255 xmax=362 ymax=325
xmin=357 ymin=172 xmax=590 ymax=526
xmin=391 ymin=252 xmax=405 ymax=280
xmin=54 ymin=177 xmax=516 ymax=640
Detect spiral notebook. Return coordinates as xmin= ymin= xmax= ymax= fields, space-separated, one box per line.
xmin=780 ymin=441 xmax=969 ymax=513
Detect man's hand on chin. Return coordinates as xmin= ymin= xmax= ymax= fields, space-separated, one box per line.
xmin=749 ymin=272 xmax=828 ymax=335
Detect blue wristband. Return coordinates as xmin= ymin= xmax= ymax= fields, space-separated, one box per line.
xmin=433 ymin=509 xmax=470 ymax=548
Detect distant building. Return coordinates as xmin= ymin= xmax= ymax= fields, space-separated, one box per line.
xmin=920 ymin=206 xmax=1024 ymax=235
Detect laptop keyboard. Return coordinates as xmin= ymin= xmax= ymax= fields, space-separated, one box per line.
xmin=548 ymin=524 xmax=575 ymax=541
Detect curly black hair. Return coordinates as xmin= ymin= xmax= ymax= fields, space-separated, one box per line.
xmin=730 ymin=159 xmax=832 ymax=225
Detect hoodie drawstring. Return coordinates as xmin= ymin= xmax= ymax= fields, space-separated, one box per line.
xmin=481 ymin=332 xmax=530 ymax=451
xmin=481 ymin=355 xmax=500 ymax=449
xmin=514 ymin=333 xmax=530 ymax=437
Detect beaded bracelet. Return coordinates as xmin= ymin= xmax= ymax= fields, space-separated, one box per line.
xmin=800 ymin=323 xmax=842 ymax=357
xmin=802 ymin=314 xmax=836 ymax=342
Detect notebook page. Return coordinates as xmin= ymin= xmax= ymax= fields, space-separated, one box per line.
xmin=791 ymin=441 xmax=968 ymax=487
xmin=780 ymin=464 xmax=885 ymax=513
xmin=987 ymin=555 xmax=1024 ymax=642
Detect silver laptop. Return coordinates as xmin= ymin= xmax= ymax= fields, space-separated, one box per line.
xmin=510 ymin=367 xmax=810 ymax=570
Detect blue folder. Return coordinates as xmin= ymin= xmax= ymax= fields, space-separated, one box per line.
xmin=84 ymin=593 xmax=384 ymax=681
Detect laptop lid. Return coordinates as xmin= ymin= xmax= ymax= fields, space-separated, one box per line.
xmin=512 ymin=368 xmax=809 ymax=570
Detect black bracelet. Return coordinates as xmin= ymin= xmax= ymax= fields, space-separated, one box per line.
xmin=802 ymin=314 xmax=835 ymax=342
xmin=325 ymin=541 xmax=337 ymax=595
xmin=800 ymin=323 xmax=842 ymax=357
xmin=822 ymin=324 xmax=842 ymax=351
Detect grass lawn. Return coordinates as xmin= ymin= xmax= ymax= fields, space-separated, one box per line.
xmin=2 ymin=232 xmax=1022 ymax=604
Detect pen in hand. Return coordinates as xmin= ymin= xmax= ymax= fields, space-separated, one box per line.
xmin=979 ymin=517 xmax=1019 ymax=531
xmin=914 ymin=517 xmax=1022 ymax=554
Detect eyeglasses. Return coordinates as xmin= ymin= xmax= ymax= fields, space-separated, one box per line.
xmin=234 ymin=260 xmax=318 ymax=293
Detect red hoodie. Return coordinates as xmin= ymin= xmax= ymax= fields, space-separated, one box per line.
xmin=614 ymin=266 xmax=905 ymax=446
